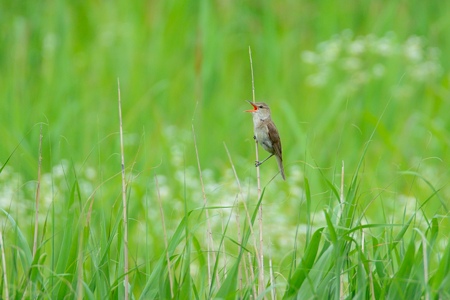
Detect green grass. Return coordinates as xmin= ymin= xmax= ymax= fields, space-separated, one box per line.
xmin=1 ymin=0 xmax=450 ymax=298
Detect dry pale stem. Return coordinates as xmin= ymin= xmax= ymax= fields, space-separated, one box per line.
xmin=117 ymin=79 xmax=129 ymax=300
xmin=249 ymin=45 xmax=265 ymax=296
xmin=269 ymin=258 xmax=275 ymax=300
xmin=0 ymin=232 xmax=9 ymax=300
xmin=248 ymin=252 xmax=257 ymax=299
xmin=192 ymin=124 xmax=215 ymax=288
xmin=33 ymin=124 xmax=43 ymax=258
xmin=223 ymin=142 xmax=261 ymax=292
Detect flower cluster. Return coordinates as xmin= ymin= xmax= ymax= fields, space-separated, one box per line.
xmin=302 ymin=30 xmax=443 ymax=97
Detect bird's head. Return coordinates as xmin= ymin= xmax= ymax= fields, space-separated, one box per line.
xmin=245 ymin=101 xmax=271 ymax=119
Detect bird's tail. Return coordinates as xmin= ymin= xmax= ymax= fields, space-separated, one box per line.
xmin=276 ymin=154 xmax=286 ymax=180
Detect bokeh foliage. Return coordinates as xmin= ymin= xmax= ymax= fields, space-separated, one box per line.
xmin=1 ymin=0 xmax=450 ymax=298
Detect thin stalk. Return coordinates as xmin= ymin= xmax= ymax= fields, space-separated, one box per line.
xmin=76 ymin=219 xmax=84 ymax=300
xmin=415 ymin=228 xmax=430 ymax=300
xmin=0 ymin=231 xmax=9 ymax=300
xmin=32 ymin=124 xmax=43 ymax=257
xmin=192 ymin=124 xmax=214 ymax=288
xmin=337 ymin=161 xmax=344 ymax=222
xmin=223 ymin=142 xmax=260 ymax=293
xmin=269 ymin=242 xmax=275 ymax=300
xmin=249 ymin=46 xmax=264 ymax=296
xmin=117 ymin=78 xmax=129 ymax=300
xmin=248 ymin=252 xmax=257 ymax=299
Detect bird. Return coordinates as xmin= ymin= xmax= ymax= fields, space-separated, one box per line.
xmin=245 ymin=100 xmax=285 ymax=180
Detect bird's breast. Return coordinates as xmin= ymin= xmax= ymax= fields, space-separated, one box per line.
xmin=254 ymin=126 xmax=273 ymax=153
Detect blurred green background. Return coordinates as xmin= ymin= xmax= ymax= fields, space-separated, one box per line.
xmin=2 ymin=0 xmax=449 ymax=177
xmin=1 ymin=0 xmax=450 ymax=294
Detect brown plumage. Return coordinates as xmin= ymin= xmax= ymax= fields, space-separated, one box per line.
xmin=245 ymin=101 xmax=285 ymax=180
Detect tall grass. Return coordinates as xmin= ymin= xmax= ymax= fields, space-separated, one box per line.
xmin=1 ymin=0 xmax=450 ymax=298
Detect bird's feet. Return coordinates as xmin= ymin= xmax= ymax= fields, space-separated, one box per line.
xmin=255 ymin=161 xmax=262 ymax=167
xmin=253 ymin=135 xmax=256 ymax=140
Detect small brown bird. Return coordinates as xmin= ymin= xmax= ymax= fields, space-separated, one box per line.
xmin=245 ymin=101 xmax=285 ymax=180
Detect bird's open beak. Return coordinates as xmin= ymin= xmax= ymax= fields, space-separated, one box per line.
xmin=245 ymin=100 xmax=258 ymax=112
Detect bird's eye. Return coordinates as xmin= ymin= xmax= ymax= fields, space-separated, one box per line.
xmin=259 ymin=105 xmax=263 ymax=108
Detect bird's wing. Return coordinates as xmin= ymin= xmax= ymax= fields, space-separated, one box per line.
xmin=267 ymin=122 xmax=282 ymax=158
xmin=267 ymin=121 xmax=285 ymax=180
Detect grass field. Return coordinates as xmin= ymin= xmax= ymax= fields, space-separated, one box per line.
xmin=1 ymin=0 xmax=450 ymax=298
